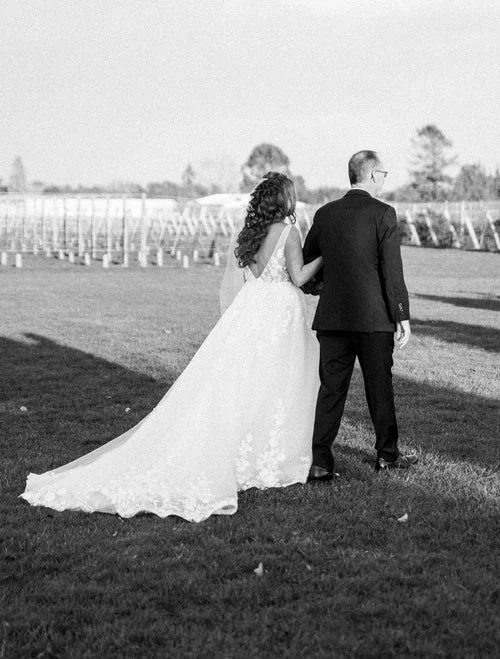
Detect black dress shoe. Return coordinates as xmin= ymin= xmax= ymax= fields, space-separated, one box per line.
xmin=375 ymin=453 xmax=418 ymax=472
xmin=308 ymin=465 xmax=336 ymax=481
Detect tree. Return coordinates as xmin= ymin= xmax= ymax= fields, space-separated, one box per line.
xmin=452 ymin=164 xmax=490 ymax=201
xmin=292 ymin=174 xmax=307 ymax=201
xmin=490 ymin=168 xmax=500 ymax=200
xmin=301 ymin=185 xmax=346 ymax=204
xmin=106 ymin=180 xmax=144 ymax=194
xmin=146 ymin=180 xmax=182 ymax=198
xmin=240 ymin=143 xmax=291 ymax=191
xmin=9 ymin=156 xmax=27 ymax=193
xmin=181 ymin=163 xmax=196 ymax=197
xmin=196 ymin=157 xmax=241 ymax=193
xmin=409 ymin=125 xmax=456 ymax=201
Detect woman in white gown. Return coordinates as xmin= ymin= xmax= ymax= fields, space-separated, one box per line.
xmin=21 ymin=172 xmax=323 ymax=522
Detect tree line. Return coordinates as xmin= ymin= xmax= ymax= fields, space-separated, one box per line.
xmin=3 ymin=125 xmax=499 ymax=203
xmin=386 ymin=125 xmax=500 ymax=202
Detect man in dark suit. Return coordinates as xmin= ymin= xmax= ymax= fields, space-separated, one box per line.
xmin=303 ymin=150 xmax=417 ymax=478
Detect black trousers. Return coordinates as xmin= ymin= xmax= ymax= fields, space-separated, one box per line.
xmin=312 ymin=330 xmax=399 ymax=470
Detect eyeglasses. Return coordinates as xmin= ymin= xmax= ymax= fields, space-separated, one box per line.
xmin=374 ymin=170 xmax=389 ymax=178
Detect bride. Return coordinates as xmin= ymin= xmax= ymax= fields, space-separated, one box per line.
xmin=21 ymin=172 xmax=323 ymax=522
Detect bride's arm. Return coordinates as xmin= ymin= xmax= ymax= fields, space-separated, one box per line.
xmin=285 ymin=226 xmax=323 ymax=287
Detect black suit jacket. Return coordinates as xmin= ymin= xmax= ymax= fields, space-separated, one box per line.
xmin=302 ymin=189 xmax=409 ymax=332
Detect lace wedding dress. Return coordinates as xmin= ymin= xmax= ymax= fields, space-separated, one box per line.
xmin=21 ymin=225 xmax=320 ymax=521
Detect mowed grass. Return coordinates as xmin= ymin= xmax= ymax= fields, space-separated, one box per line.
xmin=1 ymin=248 xmax=499 ymax=658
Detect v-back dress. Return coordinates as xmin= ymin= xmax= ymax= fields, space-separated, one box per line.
xmin=21 ymin=225 xmax=320 ymax=521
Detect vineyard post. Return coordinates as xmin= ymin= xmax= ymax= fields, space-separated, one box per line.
xmin=105 ymin=195 xmax=112 ymax=260
xmin=41 ymin=196 xmax=47 ymax=252
xmin=485 ymin=211 xmax=500 ymax=251
xmin=21 ymin=197 xmax=26 ymax=252
xmin=91 ymin=196 xmax=97 ymax=259
xmin=404 ymin=209 xmax=421 ymax=246
xmin=2 ymin=201 xmax=8 ymax=251
xmin=52 ymin=197 xmax=59 ymax=252
xmin=77 ymin=195 xmax=84 ymax=257
xmin=461 ymin=202 xmax=480 ymax=249
xmin=443 ymin=201 xmax=461 ymax=248
xmin=423 ymin=208 xmax=439 ymax=246
xmin=62 ymin=196 xmax=68 ymax=252
xmin=32 ymin=198 xmax=38 ymax=254
xmin=140 ymin=193 xmax=147 ymax=255
xmin=122 ymin=194 xmax=129 ymax=267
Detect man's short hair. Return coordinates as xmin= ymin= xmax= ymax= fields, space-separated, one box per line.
xmin=348 ymin=150 xmax=380 ymax=185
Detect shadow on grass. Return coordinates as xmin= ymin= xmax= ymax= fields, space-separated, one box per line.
xmin=2 ymin=335 xmax=500 ymax=657
xmin=340 ymin=369 xmax=500 ymax=471
xmin=413 ymin=318 xmax=500 ymax=353
xmin=2 ymin=331 xmax=498 ymax=484
xmin=0 ymin=333 xmax=175 ymax=471
xmin=414 ymin=293 xmax=500 ymax=312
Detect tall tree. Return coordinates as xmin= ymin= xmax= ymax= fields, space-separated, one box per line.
xmin=9 ymin=156 xmax=27 ymax=193
xmin=196 ymin=157 xmax=241 ymax=194
xmin=409 ymin=125 xmax=456 ymax=201
xmin=291 ymin=174 xmax=307 ymax=202
xmin=181 ymin=163 xmax=196 ymax=197
xmin=490 ymin=168 xmax=500 ymax=200
xmin=240 ymin=143 xmax=291 ymax=191
xmin=452 ymin=164 xmax=490 ymax=201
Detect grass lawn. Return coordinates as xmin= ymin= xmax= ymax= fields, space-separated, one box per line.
xmin=1 ymin=247 xmax=499 ymax=658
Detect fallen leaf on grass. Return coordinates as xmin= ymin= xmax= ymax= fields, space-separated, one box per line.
xmin=253 ymin=562 xmax=264 ymax=577
xmin=397 ymin=513 xmax=409 ymax=523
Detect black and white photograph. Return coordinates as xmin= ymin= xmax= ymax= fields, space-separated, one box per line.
xmin=1 ymin=0 xmax=499 ymax=656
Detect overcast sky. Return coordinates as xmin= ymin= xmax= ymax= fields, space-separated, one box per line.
xmin=1 ymin=0 xmax=499 ymax=191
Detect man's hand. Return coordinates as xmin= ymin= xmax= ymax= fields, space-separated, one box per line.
xmin=395 ymin=320 xmax=411 ymax=349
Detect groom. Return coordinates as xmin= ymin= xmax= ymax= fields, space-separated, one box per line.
xmin=303 ymin=150 xmax=417 ymax=478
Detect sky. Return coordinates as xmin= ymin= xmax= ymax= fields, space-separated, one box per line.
xmin=1 ymin=0 xmax=499 ymax=191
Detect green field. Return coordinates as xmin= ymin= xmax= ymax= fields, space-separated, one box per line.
xmin=1 ymin=248 xmax=499 ymax=658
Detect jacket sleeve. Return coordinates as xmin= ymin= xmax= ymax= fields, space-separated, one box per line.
xmin=378 ymin=206 xmax=410 ymax=323
xmin=302 ymin=212 xmax=321 ymax=264
xmin=301 ymin=213 xmax=324 ymax=293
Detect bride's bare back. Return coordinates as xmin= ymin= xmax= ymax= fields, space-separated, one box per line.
xmin=247 ymin=222 xmax=288 ymax=279
xmin=248 ymin=222 xmax=322 ymax=286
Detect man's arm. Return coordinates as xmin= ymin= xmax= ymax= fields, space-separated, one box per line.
xmin=378 ymin=206 xmax=410 ymax=330
xmin=302 ymin=212 xmax=321 ymax=264
xmin=301 ymin=213 xmax=323 ymax=294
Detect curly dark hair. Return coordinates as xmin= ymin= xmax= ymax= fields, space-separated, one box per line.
xmin=235 ymin=172 xmax=296 ymax=268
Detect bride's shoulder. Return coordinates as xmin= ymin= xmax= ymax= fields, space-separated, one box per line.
xmin=266 ymin=222 xmax=288 ymax=240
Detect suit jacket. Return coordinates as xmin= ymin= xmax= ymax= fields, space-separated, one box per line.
xmin=302 ymin=189 xmax=409 ymax=332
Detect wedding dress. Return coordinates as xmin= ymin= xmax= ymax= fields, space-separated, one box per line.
xmin=21 ymin=225 xmax=320 ymax=521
